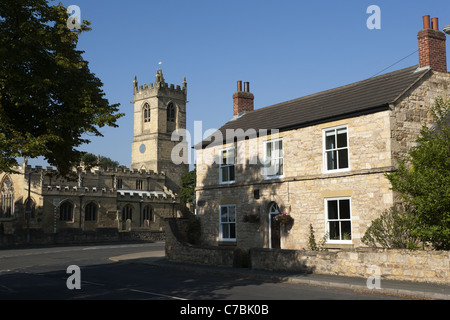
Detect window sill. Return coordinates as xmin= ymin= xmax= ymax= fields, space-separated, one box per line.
xmin=218 ymin=240 xmax=237 ymax=246
xmin=219 ymin=180 xmax=235 ymax=185
xmin=324 ymin=242 xmax=354 ymax=250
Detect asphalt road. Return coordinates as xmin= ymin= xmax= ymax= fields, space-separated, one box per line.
xmin=0 ymin=242 xmax=410 ymax=302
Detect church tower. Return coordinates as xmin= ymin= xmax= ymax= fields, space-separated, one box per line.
xmin=131 ymin=69 xmax=188 ymax=192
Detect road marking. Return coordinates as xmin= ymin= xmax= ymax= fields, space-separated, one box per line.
xmin=128 ymin=289 xmax=187 ymax=300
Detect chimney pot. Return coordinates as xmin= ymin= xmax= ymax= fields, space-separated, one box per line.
xmin=244 ymin=82 xmax=250 ymax=92
xmin=423 ymin=15 xmax=431 ymax=29
xmin=431 ymin=17 xmax=439 ymax=31
xmin=237 ymin=80 xmax=242 ymax=92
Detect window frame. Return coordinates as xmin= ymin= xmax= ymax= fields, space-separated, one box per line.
xmin=324 ymin=197 xmax=352 ymax=244
xmin=219 ymin=147 xmax=236 ymax=184
xmin=167 ymin=102 xmax=175 ymax=123
xmin=263 ymin=138 xmax=284 ymax=179
xmin=322 ymin=125 xmax=350 ymax=173
xmin=59 ymin=201 xmax=74 ymax=222
xmin=85 ymin=202 xmax=98 ymax=222
xmin=143 ymin=103 xmax=151 ymax=123
xmin=219 ymin=204 xmax=237 ymax=242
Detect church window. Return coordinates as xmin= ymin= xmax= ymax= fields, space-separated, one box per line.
xmin=85 ymin=203 xmax=97 ymax=221
xmin=136 ymin=179 xmax=143 ymax=190
xmin=167 ymin=102 xmax=175 ymax=122
xmin=60 ymin=201 xmax=74 ymax=221
xmin=143 ymin=103 xmax=151 ymax=123
xmin=122 ymin=205 xmax=133 ymax=221
xmin=0 ymin=177 xmax=14 ymax=218
xmin=143 ymin=205 xmax=153 ymax=222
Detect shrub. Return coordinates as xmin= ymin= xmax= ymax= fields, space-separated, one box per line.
xmin=361 ymin=206 xmax=420 ymax=249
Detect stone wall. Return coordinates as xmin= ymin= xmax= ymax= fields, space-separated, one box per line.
xmin=250 ymin=247 xmax=449 ymax=285
xmin=164 ymin=218 xmax=239 ymax=267
xmin=0 ymin=228 xmax=164 ymax=247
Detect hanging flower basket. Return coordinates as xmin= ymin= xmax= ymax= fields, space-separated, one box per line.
xmin=275 ymin=212 xmax=294 ymax=224
xmin=243 ymin=214 xmax=260 ymax=223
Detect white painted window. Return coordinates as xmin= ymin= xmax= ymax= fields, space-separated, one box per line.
xmin=264 ymin=138 xmax=284 ymax=179
xmin=219 ymin=147 xmax=235 ymax=184
xmin=219 ymin=205 xmax=236 ymax=241
xmin=323 ymin=126 xmax=349 ymax=172
xmin=325 ymin=197 xmax=352 ymax=243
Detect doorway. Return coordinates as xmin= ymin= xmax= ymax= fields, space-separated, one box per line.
xmin=269 ymin=202 xmax=281 ymax=249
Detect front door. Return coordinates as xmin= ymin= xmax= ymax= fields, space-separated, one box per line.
xmin=269 ymin=202 xmax=281 ymax=249
xmin=270 ymin=214 xmax=281 ymax=249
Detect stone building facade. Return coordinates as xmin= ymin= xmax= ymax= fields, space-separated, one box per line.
xmin=0 ymin=70 xmax=188 ymax=236
xmin=195 ymin=16 xmax=450 ymax=251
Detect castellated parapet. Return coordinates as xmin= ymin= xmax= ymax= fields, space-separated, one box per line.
xmin=132 ymin=69 xmax=187 ymax=102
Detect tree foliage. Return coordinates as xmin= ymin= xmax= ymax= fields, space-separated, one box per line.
xmin=384 ymin=97 xmax=450 ymax=250
xmin=0 ymin=0 xmax=123 ymax=177
xmin=179 ymin=167 xmax=196 ymax=206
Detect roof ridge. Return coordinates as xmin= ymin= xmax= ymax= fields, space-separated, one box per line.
xmin=243 ymin=65 xmax=421 ymax=116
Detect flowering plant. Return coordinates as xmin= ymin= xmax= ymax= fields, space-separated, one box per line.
xmin=275 ymin=212 xmax=293 ymax=224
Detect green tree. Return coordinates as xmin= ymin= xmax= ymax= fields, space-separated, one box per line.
xmin=0 ymin=0 xmax=123 ymax=177
xmin=386 ymin=97 xmax=450 ymax=250
xmin=179 ymin=167 xmax=196 ymax=207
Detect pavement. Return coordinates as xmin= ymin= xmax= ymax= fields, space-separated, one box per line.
xmin=109 ymin=250 xmax=450 ymax=300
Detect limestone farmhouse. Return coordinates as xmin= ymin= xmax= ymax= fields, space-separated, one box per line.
xmin=194 ymin=15 xmax=450 ymax=251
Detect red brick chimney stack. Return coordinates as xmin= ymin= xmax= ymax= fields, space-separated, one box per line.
xmin=233 ymin=80 xmax=254 ymax=116
xmin=417 ymin=15 xmax=447 ymax=72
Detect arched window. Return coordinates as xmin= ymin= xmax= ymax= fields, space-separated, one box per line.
xmin=0 ymin=177 xmax=14 ymax=218
xmin=143 ymin=205 xmax=153 ymax=222
xmin=269 ymin=202 xmax=280 ymax=215
xmin=167 ymin=102 xmax=175 ymax=122
xmin=143 ymin=103 xmax=150 ymax=123
xmin=85 ymin=202 xmax=97 ymax=221
xmin=122 ymin=204 xmax=133 ymax=221
xmin=60 ymin=201 xmax=73 ymax=221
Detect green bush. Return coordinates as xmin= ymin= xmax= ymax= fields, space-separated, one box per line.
xmin=361 ymin=206 xmax=419 ymax=249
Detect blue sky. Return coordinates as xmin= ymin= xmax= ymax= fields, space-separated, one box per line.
xmin=28 ymin=0 xmax=450 ymax=169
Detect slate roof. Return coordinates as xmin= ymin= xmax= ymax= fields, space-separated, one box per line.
xmin=198 ymin=65 xmax=431 ymax=149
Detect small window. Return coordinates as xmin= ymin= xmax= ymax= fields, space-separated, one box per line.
xmin=167 ymin=103 xmax=175 ymax=122
xmin=85 ymin=203 xmax=97 ymax=221
xmin=324 ymin=126 xmax=349 ymax=172
xmin=143 ymin=205 xmax=153 ymax=222
xmin=219 ymin=205 xmax=236 ymax=241
xmin=117 ymin=178 xmax=123 ymax=189
xmin=143 ymin=103 xmax=151 ymax=123
xmin=60 ymin=201 xmax=73 ymax=221
xmin=264 ymin=139 xmax=283 ymax=178
xmin=219 ymin=147 xmax=235 ymax=184
xmin=122 ymin=205 xmax=133 ymax=221
xmin=136 ymin=179 xmax=143 ymax=190
xmin=1 ymin=177 xmax=14 ymax=218
xmin=325 ymin=198 xmax=352 ymax=242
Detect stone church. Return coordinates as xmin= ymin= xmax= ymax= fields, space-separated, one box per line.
xmin=0 ymin=69 xmax=189 ymax=236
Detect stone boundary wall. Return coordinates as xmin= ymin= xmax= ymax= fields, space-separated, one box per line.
xmin=165 ymin=218 xmax=237 ymax=267
xmin=164 ymin=218 xmax=449 ymax=284
xmin=250 ymin=248 xmax=449 ymax=285
xmin=0 ymin=228 xmax=164 ymax=247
